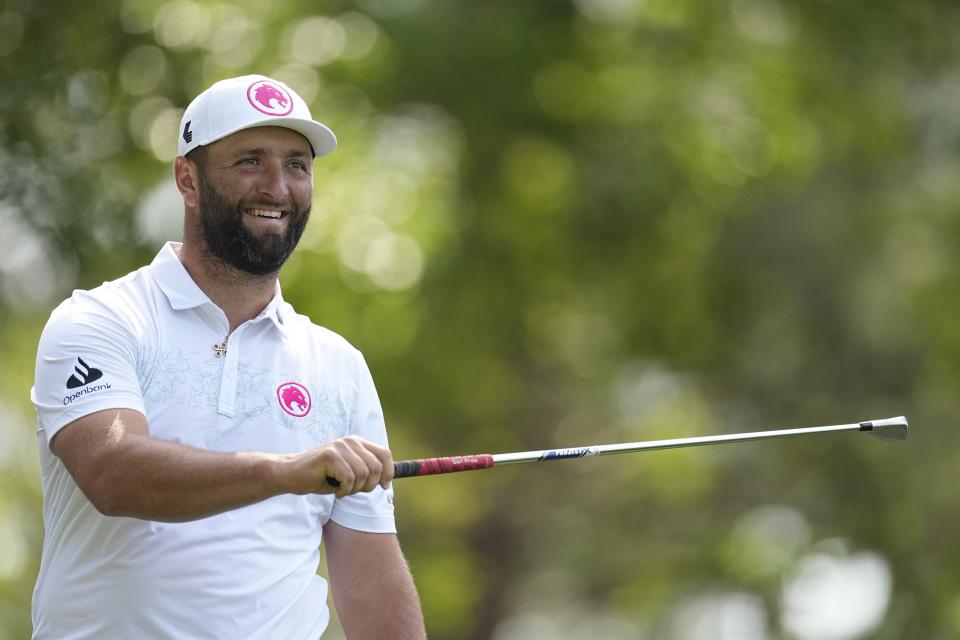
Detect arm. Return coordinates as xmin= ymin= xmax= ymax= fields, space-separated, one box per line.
xmin=324 ymin=521 xmax=426 ymax=640
xmin=51 ymin=407 xmax=394 ymax=522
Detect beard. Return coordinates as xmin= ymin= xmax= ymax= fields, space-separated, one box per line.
xmin=196 ymin=174 xmax=310 ymax=277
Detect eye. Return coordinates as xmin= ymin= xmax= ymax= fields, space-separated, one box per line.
xmin=237 ymin=157 xmax=260 ymax=166
xmin=288 ymin=160 xmax=308 ymax=171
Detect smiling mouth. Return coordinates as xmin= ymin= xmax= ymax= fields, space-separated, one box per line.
xmin=246 ymin=208 xmax=286 ymax=219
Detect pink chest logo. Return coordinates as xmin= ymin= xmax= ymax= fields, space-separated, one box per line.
xmin=277 ymin=382 xmax=312 ymax=417
xmin=247 ymin=80 xmax=294 ymax=116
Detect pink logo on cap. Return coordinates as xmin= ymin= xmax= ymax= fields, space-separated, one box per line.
xmin=248 ymin=80 xmax=294 ymax=116
xmin=277 ymin=382 xmax=311 ymax=417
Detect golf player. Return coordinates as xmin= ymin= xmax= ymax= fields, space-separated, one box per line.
xmin=30 ymin=75 xmax=427 ymax=639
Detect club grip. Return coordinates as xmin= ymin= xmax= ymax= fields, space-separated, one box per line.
xmin=394 ymin=454 xmax=495 ymax=478
xmin=324 ymin=454 xmax=494 ymax=488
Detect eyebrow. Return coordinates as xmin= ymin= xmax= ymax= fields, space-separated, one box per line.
xmin=234 ymin=147 xmax=312 ymax=160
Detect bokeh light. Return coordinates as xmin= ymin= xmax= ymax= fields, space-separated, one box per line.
xmin=119 ymin=45 xmax=169 ymax=96
xmin=781 ymin=542 xmax=892 ymax=640
xmin=670 ymin=591 xmax=769 ymax=640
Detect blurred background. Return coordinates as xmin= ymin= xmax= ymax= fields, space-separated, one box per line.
xmin=2 ymin=0 xmax=959 ymax=638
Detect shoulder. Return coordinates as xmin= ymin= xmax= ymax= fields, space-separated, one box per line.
xmin=278 ymin=303 xmax=372 ymax=379
xmin=56 ymin=264 xmax=152 ymax=310
xmin=280 ymin=303 xmax=361 ymax=355
xmin=43 ymin=265 xmax=155 ymax=340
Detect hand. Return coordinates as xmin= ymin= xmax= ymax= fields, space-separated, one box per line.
xmin=285 ymin=436 xmax=394 ymax=499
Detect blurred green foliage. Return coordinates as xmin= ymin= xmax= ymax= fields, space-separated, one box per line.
xmin=3 ymin=0 xmax=960 ymax=638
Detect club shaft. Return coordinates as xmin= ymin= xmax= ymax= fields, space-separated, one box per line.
xmin=390 ymin=417 xmax=906 ymax=480
xmin=492 ymin=422 xmax=864 ymax=464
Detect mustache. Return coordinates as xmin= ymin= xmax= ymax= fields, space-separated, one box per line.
xmin=239 ymin=198 xmax=300 ymax=213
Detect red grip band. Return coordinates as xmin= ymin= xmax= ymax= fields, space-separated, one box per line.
xmin=414 ymin=454 xmax=495 ymax=476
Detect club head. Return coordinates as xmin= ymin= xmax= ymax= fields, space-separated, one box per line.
xmin=860 ymin=416 xmax=909 ymax=442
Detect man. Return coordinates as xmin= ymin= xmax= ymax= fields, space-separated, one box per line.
xmin=30 ymin=75 xmax=427 ymax=639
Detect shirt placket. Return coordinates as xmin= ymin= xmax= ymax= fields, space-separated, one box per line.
xmin=218 ymin=330 xmax=241 ymax=417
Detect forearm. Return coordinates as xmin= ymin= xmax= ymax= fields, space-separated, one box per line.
xmin=326 ymin=524 xmax=427 ymax=639
xmin=87 ymin=431 xmax=286 ymax=522
xmin=336 ymin=560 xmax=424 ymax=639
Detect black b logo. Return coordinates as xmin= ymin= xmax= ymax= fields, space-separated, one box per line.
xmin=66 ymin=357 xmax=103 ymax=389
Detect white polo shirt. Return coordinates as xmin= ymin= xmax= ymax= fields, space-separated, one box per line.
xmin=30 ymin=242 xmax=396 ymax=640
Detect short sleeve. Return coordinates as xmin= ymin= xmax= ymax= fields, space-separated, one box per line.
xmin=328 ymin=349 xmax=396 ymax=534
xmin=31 ymin=294 xmax=146 ymax=448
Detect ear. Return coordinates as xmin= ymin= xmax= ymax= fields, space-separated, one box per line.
xmin=174 ymin=155 xmax=201 ymax=209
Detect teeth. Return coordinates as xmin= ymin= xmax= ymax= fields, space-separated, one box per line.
xmin=251 ymin=209 xmax=282 ymax=219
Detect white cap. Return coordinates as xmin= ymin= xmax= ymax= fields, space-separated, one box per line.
xmin=178 ymin=74 xmax=337 ymax=158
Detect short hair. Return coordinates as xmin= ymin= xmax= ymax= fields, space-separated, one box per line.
xmin=185 ymin=145 xmax=208 ymax=173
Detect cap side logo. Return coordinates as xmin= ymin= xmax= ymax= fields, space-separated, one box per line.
xmin=247 ymin=80 xmax=294 ymax=117
xmin=182 ymin=120 xmax=193 ymax=143
xmin=66 ymin=357 xmax=103 ymax=389
xmin=277 ymin=382 xmax=311 ymax=418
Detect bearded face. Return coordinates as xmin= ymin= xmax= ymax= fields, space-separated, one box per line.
xmin=195 ymin=169 xmax=311 ymax=276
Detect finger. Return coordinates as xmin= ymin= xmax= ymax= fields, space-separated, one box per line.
xmin=322 ymin=456 xmax=354 ymax=497
xmin=315 ymin=442 xmax=360 ymax=497
xmin=337 ymin=438 xmax=386 ymax=496
xmin=351 ymin=438 xmax=393 ymax=489
xmin=342 ymin=437 xmax=386 ymax=493
xmin=333 ymin=445 xmax=366 ymax=497
xmin=367 ymin=442 xmax=394 ymax=488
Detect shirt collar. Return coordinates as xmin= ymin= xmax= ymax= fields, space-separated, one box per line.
xmin=259 ymin=284 xmax=288 ymax=330
xmin=150 ymin=241 xmax=287 ymax=328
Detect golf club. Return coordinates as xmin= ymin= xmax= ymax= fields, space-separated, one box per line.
xmin=384 ymin=416 xmax=908 ymax=481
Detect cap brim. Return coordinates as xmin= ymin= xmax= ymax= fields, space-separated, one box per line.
xmin=203 ymin=118 xmax=338 ymax=158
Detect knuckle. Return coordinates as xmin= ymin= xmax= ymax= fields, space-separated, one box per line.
xmin=346 ymin=435 xmax=367 ymax=450
xmin=321 ymin=442 xmax=343 ymax=457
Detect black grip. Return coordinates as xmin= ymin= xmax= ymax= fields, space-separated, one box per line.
xmin=394 ymin=460 xmax=422 ymax=478
xmin=326 ymin=460 xmax=424 ymax=488
xmin=327 ymin=461 xmax=412 ymax=488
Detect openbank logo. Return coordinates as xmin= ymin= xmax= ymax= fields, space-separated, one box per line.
xmin=66 ymin=357 xmax=102 ymax=389
xmin=63 ymin=357 xmax=111 ymax=406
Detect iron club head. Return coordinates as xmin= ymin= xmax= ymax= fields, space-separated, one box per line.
xmin=860 ymin=416 xmax=909 ymax=441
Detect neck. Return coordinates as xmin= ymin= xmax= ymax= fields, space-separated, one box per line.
xmin=175 ymin=241 xmax=278 ymax=333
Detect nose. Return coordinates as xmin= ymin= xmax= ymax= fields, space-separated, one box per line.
xmin=256 ymin=161 xmax=288 ymax=203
